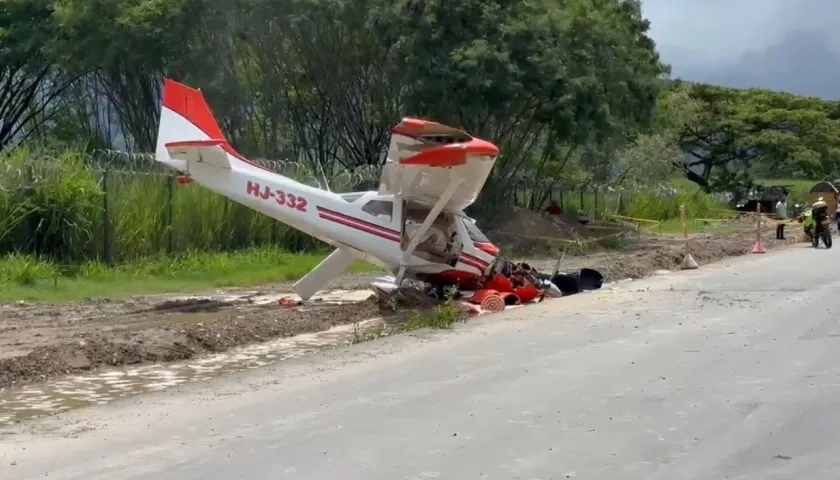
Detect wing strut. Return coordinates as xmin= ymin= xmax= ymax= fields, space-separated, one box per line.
xmin=394 ymin=178 xmax=464 ymax=286
xmin=293 ymin=247 xmax=358 ymax=301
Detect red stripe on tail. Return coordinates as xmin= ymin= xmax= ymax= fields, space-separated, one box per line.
xmin=161 ymin=78 xmax=270 ymax=172
xmin=162 ymin=79 xmax=226 ymax=140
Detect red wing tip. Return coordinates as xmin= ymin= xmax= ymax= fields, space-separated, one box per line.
xmin=165 ymin=139 xmax=227 ymax=148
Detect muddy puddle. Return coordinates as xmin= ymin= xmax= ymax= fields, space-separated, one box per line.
xmin=0 ymin=317 xmax=386 ymax=426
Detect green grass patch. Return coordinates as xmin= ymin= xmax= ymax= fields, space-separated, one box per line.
xmin=0 ymin=247 xmax=380 ymax=303
xmin=352 ymin=300 xmax=467 ymax=344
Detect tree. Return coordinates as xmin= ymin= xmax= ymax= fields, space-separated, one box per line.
xmin=613 ymin=82 xmax=704 ymax=186
xmin=371 ymin=0 xmax=666 ymax=217
xmin=678 ymin=83 xmax=840 ymax=191
xmin=0 ymin=0 xmax=74 ymax=150
xmin=50 ymin=0 xmax=213 ymax=150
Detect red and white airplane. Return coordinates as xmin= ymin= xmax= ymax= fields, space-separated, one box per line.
xmin=155 ymin=79 xmax=547 ymax=303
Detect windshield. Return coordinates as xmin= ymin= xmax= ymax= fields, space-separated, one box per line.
xmin=462 ymin=218 xmax=490 ymax=243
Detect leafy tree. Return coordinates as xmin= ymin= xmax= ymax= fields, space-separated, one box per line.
xmin=614 ymin=82 xmax=704 ymax=185
xmin=372 ymin=0 xmax=666 ymax=217
xmin=0 ymin=0 xmax=75 ymax=150
xmin=50 ymin=0 xmax=212 ymax=150
xmin=679 ymin=83 xmax=840 ymax=191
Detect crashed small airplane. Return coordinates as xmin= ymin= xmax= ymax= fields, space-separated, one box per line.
xmin=155 ymin=79 xmax=602 ymax=310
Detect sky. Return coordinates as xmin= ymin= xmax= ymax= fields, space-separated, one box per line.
xmin=641 ymin=0 xmax=840 ymax=64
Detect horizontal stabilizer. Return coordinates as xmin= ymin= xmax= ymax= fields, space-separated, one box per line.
xmin=165 ymin=140 xmax=232 ymax=169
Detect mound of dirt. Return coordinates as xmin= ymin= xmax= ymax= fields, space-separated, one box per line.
xmin=0 ymin=296 xmax=383 ymax=389
xmin=489 ymin=208 xmax=596 ymax=255
xmin=548 ymin=227 xmax=797 ymax=282
xmin=494 ymin=207 xmax=591 ymax=240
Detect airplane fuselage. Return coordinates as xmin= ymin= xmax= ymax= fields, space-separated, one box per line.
xmin=183 ymin=157 xmax=499 ymax=287
xmin=155 ymin=79 xmax=503 ymax=298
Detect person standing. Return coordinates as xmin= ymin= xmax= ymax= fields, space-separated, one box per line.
xmin=545 ymin=202 xmax=563 ymax=216
xmin=775 ymin=191 xmax=789 ymax=240
xmin=834 ymin=193 xmax=840 ymax=231
xmin=812 ymin=196 xmax=829 ymax=244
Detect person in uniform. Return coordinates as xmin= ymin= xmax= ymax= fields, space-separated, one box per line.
xmin=812 ymin=196 xmax=829 ymax=241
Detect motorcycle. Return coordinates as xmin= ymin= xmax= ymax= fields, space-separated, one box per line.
xmin=812 ymin=215 xmax=833 ymax=249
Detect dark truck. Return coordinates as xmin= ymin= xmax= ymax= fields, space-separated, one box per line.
xmin=732 ymin=184 xmax=794 ymax=214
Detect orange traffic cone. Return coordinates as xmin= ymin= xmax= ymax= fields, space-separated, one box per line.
xmin=751 ymin=239 xmax=766 ymax=254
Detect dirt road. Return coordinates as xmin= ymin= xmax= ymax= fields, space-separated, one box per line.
xmin=0 ymin=224 xmax=796 ymax=389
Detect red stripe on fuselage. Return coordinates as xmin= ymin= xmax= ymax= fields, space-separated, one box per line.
xmin=317 ymin=207 xmax=401 ymax=242
xmin=458 ymin=256 xmax=487 ymax=272
xmin=461 ymin=252 xmax=490 ymax=268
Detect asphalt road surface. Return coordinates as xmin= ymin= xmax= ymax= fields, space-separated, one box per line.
xmin=4 ymin=244 xmax=840 ymax=480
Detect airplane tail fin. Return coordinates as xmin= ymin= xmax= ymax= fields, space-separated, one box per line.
xmin=156 ymin=78 xmax=240 ymax=171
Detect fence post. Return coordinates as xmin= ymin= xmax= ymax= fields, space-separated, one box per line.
xmin=22 ymin=163 xmax=37 ymax=255
xmin=223 ymin=197 xmax=231 ymax=250
xmin=167 ymin=174 xmax=174 ymax=254
xmin=270 ymin=220 xmax=277 ymax=245
xmin=102 ymin=168 xmax=112 ymax=265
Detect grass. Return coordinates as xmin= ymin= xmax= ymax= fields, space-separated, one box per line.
xmin=0 ymin=246 xmax=380 ymax=302
xmin=352 ymin=300 xmax=467 ymax=344
xmin=657 ymin=218 xmax=743 ymax=235
xmin=0 ymin=147 xmax=377 ymax=264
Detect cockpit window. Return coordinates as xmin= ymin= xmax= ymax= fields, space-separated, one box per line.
xmin=462 ymin=218 xmax=490 ymax=243
xmin=362 ymin=200 xmax=393 ymax=221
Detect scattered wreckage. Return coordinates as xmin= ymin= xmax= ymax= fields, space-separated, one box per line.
xmin=372 ymin=256 xmax=604 ymax=315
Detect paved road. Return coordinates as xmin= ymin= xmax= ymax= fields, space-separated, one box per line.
xmin=4 ymin=244 xmax=840 ymax=479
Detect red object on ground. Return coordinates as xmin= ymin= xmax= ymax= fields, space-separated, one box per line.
xmin=545 ymin=204 xmax=563 ymax=215
xmin=279 ymin=297 xmax=303 ymax=306
xmin=751 ymin=240 xmax=766 ymax=254
xmin=467 ymin=288 xmax=505 ymax=312
xmin=468 ymin=289 xmax=505 ymax=312
xmin=498 ymin=292 xmax=521 ymax=306
xmin=513 ymin=282 xmax=543 ymax=303
xmin=485 ymin=273 xmax=513 ymax=292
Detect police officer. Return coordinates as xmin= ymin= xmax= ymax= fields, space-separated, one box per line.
xmin=812 ymin=196 xmax=829 ymax=241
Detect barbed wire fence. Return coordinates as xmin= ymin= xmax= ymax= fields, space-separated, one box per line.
xmin=0 ymin=149 xmax=388 ymax=265
xmin=0 ymin=149 xmax=723 ymax=266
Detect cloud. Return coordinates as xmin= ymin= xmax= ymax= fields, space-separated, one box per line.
xmin=641 ymin=0 xmax=840 ymax=98
xmin=641 ymin=0 xmax=840 ymax=61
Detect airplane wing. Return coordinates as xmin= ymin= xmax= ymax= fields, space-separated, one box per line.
xmin=379 ymin=118 xmax=499 ymax=212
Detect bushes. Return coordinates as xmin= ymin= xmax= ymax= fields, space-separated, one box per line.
xmin=546 ymin=180 xmax=727 ymax=222
xmin=0 ymin=148 xmax=336 ymax=264
xmin=0 ymin=148 xmax=102 ymax=262
xmin=624 ymin=187 xmax=723 ymax=221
